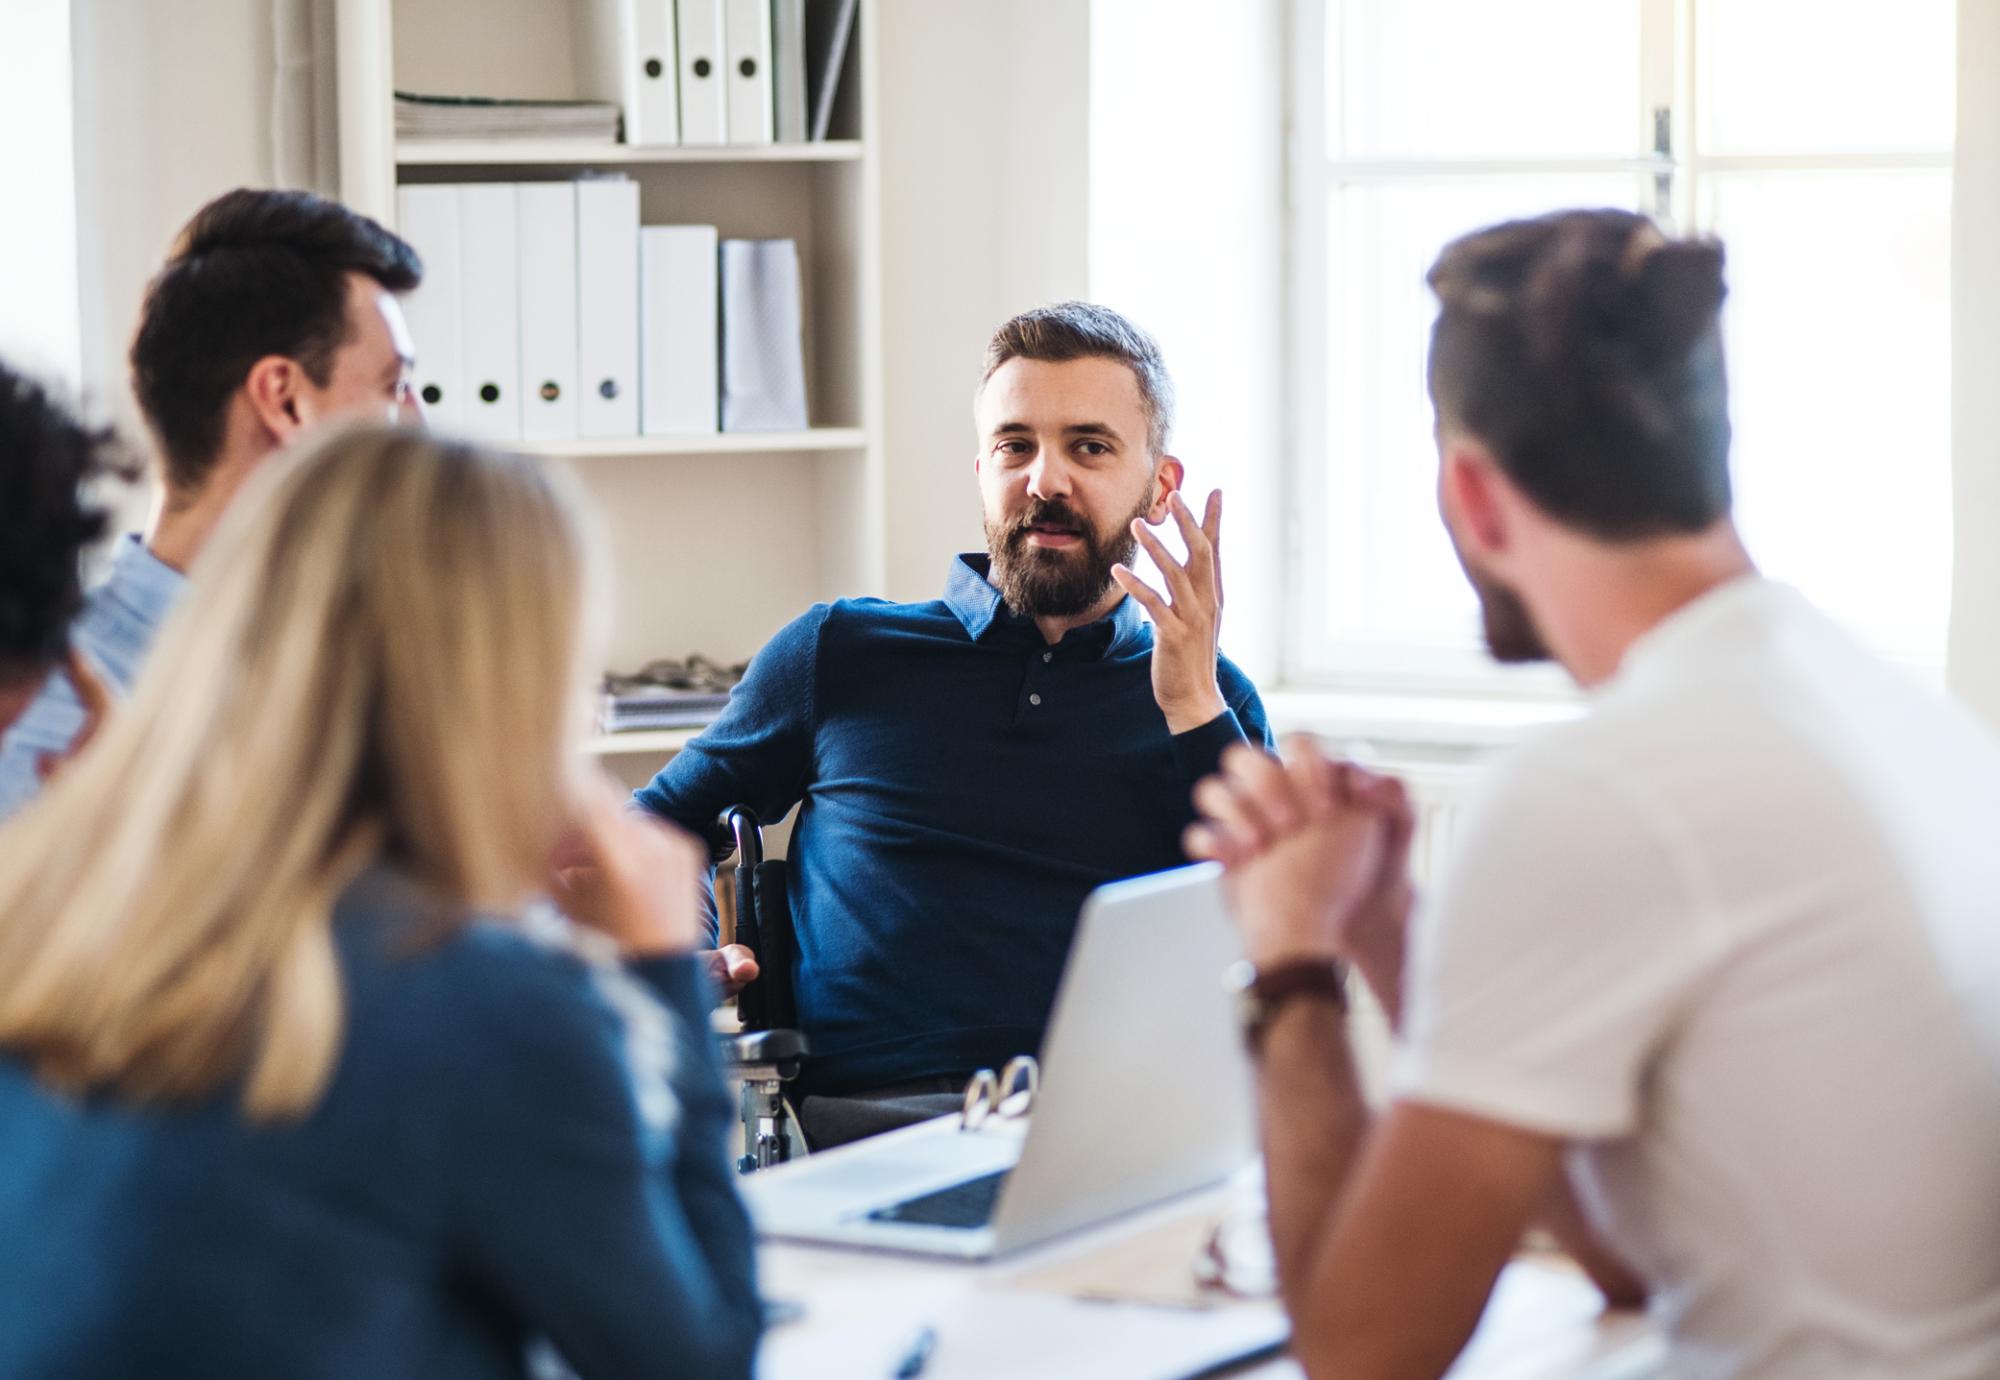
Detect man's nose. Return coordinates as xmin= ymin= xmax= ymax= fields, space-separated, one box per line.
xmin=1025 ymin=449 xmax=1073 ymax=501
xmin=399 ymin=387 xmax=427 ymax=425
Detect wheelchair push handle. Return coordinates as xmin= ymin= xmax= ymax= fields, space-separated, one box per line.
xmin=720 ymin=805 xmax=764 ymax=869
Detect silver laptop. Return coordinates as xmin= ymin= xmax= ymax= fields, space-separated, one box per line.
xmin=741 ymin=863 xmax=1256 ymax=1259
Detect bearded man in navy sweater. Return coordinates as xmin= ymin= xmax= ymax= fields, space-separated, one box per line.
xmin=635 ymin=302 xmax=1271 ymax=1147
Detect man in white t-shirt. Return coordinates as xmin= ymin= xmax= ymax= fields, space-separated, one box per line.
xmin=1187 ymin=208 xmax=2000 ymax=1379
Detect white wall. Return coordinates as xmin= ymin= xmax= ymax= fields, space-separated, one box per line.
xmin=1949 ymin=0 xmax=2000 ymax=732
xmin=70 ymin=0 xmax=295 ymax=439
xmin=874 ymin=0 xmax=1092 ymax=604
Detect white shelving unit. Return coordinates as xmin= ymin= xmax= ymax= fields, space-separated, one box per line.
xmin=582 ymin=727 xmax=701 ymax=758
xmin=334 ymin=0 xmax=885 ymax=769
xmin=397 ymin=138 xmax=863 ymax=167
xmin=522 ymin=426 xmax=866 ymax=460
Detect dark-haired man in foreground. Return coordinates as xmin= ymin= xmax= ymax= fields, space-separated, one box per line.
xmin=0 ymin=188 xmax=423 ymax=816
xmin=636 ymin=302 xmax=1271 ymax=1147
xmin=1192 ymin=209 xmax=2000 ymax=1378
xmin=0 ymin=361 xmax=130 ymax=744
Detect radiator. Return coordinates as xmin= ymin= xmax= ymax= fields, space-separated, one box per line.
xmin=1347 ymin=755 xmax=1488 ymax=1093
xmin=1396 ymin=760 xmax=1485 ymax=890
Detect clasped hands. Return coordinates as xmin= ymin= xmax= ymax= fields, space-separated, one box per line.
xmin=1185 ymin=737 xmax=1416 ymax=1009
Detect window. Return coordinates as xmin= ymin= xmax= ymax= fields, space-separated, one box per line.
xmin=1287 ymin=0 xmax=1955 ymax=693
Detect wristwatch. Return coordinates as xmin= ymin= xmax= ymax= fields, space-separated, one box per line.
xmin=1225 ymin=957 xmax=1349 ymax=1054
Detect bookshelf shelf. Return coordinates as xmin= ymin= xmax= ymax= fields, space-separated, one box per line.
xmin=522 ymin=427 xmax=866 ymax=459
xmin=396 ymin=139 xmax=863 ymax=167
xmin=582 ymin=728 xmax=701 ymax=758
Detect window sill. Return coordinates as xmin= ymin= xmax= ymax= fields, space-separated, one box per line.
xmin=1259 ymin=687 xmax=1583 ymax=760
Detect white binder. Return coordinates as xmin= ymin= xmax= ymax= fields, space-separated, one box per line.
xmin=576 ymin=179 xmax=641 ymax=438
xmin=724 ymin=0 xmax=774 ymax=145
xmin=516 ymin=182 xmax=580 ymax=442
xmin=576 ymin=0 xmax=680 ymax=146
xmin=720 ymin=237 xmax=808 ymax=432
xmin=395 ymin=184 xmax=464 ymax=433
xmin=457 ymin=183 xmax=522 ymax=442
xmin=677 ymin=0 xmax=728 ymax=145
xmin=640 ymin=225 xmax=719 ymax=434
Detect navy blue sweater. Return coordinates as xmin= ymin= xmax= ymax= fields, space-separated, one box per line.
xmin=634 ymin=554 xmax=1271 ymax=1095
xmin=0 ymin=867 xmax=759 ymax=1380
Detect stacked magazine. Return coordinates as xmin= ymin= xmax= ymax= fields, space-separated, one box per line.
xmin=395 ymin=91 xmax=621 ymax=142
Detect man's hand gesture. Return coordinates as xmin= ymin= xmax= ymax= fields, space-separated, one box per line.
xmin=1112 ymin=489 xmax=1227 ymax=735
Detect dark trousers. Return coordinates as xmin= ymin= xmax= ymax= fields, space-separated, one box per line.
xmin=796 ymin=1075 xmax=971 ymax=1151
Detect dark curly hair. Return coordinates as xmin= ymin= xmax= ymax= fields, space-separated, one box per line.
xmin=0 ymin=361 xmax=135 ymax=685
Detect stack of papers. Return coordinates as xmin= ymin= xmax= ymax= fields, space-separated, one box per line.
xmin=598 ymin=656 xmax=743 ymax=735
xmin=394 ymin=91 xmax=621 ymax=142
xmin=597 ymin=688 xmax=732 ymax=735
xmin=757 ymin=1291 xmax=1286 ymax=1380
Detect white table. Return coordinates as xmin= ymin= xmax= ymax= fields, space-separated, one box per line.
xmin=753 ymin=1174 xmax=1665 ymax=1380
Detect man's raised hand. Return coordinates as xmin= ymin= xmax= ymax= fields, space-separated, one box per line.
xmin=1112 ymin=489 xmax=1227 ymax=735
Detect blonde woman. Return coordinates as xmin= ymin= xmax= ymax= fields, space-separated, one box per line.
xmin=0 ymin=427 xmax=759 ymax=1380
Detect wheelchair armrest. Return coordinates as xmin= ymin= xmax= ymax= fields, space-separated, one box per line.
xmin=725 ymin=1027 xmax=809 ymax=1072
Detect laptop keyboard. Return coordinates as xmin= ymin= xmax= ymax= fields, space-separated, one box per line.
xmin=865 ymin=1168 xmax=1012 ymax=1229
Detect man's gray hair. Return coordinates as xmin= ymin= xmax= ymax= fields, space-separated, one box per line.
xmin=980 ymin=301 xmax=1176 ymax=458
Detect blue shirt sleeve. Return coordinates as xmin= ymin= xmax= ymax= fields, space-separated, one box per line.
xmin=0 ymin=670 xmax=79 ymax=822
xmin=437 ymin=946 xmax=760 ymax=1380
xmin=1166 ymin=658 xmax=1273 ymax=783
xmin=1232 ymin=671 xmax=1275 ymax=749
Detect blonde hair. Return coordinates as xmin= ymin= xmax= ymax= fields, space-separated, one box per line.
xmin=0 ymin=425 xmax=597 ymax=1119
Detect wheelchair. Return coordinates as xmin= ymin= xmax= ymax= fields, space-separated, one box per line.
xmin=710 ymin=806 xmax=809 ymax=1173
xmin=709 ymin=806 xmax=998 ymax=1170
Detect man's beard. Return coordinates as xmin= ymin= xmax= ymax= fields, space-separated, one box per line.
xmin=1453 ymin=538 xmax=1551 ymax=664
xmin=985 ymin=493 xmax=1149 ymax=620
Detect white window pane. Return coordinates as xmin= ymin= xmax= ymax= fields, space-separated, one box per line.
xmin=1702 ymin=170 xmax=1952 ymax=666
xmin=1331 ymin=0 xmax=1643 ymax=160
xmin=1694 ymin=0 xmax=1954 ymax=156
xmin=1321 ymin=177 xmax=1646 ymax=658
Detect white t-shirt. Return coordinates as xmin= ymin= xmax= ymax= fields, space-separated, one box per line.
xmin=1395 ymin=577 xmax=2000 ymax=1380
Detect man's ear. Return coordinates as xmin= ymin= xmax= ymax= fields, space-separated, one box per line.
xmin=240 ymin=355 xmax=307 ymax=444
xmin=1439 ymin=441 xmax=1511 ymax=560
xmin=1146 ymin=454 xmax=1186 ymax=523
xmin=0 ymin=676 xmax=40 ymax=741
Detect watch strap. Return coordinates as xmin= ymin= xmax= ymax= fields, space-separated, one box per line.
xmin=1241 ymin=958 xmax=1348 ymax=1053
